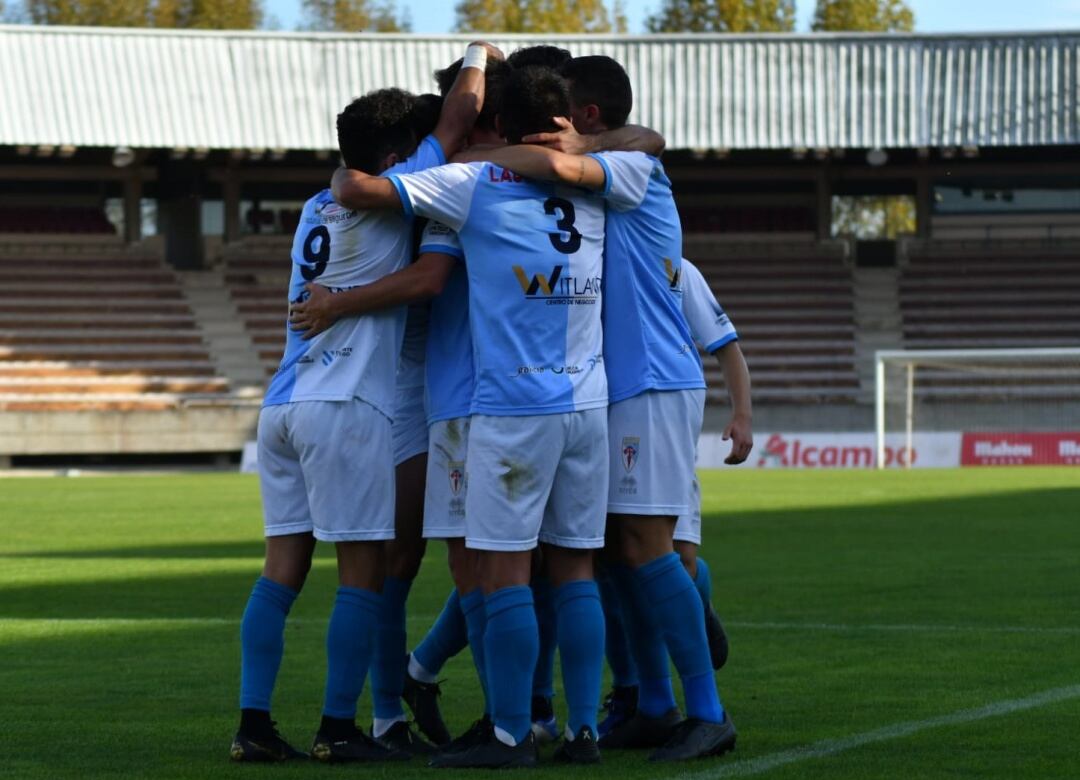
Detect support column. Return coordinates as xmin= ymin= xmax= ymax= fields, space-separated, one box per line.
xmin=815 ymin=168 xmax=832 ymax=240
xmin=223 ymin=163 xmax=242 ymax=243
xmin=123 ymin=169 xmax=143 ymax=245
xmin=915 ymin=173 xmax=931 ymax=239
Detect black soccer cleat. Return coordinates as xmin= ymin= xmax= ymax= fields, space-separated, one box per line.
xmin=440 ymin=715 xmax=493 ymax=756
xmin=598 ymin=686 xmax=638 ymax=739
xmin=429 ymin=729 xmax=538 ymax=769
xmin=553 ymin=725 xmax=601 ymax=764
xmin=598 ymin=707 xmax=683 ymax=750
xmin=229 ymin=726 xmax=307 ymax=762
xmin=402 ymin=659 xmax=452 ymax=746
xmin=374 ymin=720 xmax=436 ymax=756
xmin=649 ymin=714 xmax=737 ymax=762
xmin=530 ymin=695 xmax=558 ymax=743
xmin=705 ymin=603 xmax=730 ymax=670
xmin=310 ymin=725 xmax=411 ymax=763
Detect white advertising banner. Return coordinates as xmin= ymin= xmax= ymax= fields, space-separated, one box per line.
xmin=698 ymin=432 xmax=963 ymax=469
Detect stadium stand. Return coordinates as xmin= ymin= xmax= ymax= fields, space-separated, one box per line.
xmin=221 ymin=238 xmax=290 ymax=377
xmin=683 ymin=236 xmax=860 ymax=403
xmin=0 ymin=206 xmax=115 ymax=235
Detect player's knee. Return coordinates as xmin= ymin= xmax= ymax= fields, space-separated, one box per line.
xmin=674 ymin=540 xmax=697 ymax=578
xmin=262 ymin=534 xmax=316 ymax=591
xmin=543 ymin=545 xmax=594 ymax=587
xmin=617 ymin=515 xmax=675 ymax=568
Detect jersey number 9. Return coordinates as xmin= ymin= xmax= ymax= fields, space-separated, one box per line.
xmin=301 ymin=225 xmax=331 ymax=280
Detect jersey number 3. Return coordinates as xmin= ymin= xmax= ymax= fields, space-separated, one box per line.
xmin=301 ymin=225 xmax=331 ymax=280
xmin=544 ymin=197 xmax=582 ymax=255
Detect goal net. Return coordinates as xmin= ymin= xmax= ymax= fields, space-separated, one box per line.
xmin=874 ymin=348 xmax=1080 ymax=469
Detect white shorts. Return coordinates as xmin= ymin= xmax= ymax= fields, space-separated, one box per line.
xmin=464 ymin=408 xmax=608 ymax=552
xmin=257 ymin=399 xmax=395 ymax=542
xmin=392 ymin=379 xmax=428 ymax=467
xmin=423 ymin=417 xmax=470 ymax=539
xmin=607 ymin=389 xmax=705 ymax=516
xmin=673 ymin=474 xmax=701 ymax=544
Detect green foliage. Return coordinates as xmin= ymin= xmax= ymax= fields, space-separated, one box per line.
xmin=21 ymin=0 xmax=263 ymax=28
xmin=301 ymin=0 xmax=408 ymax=32
xmin=646 ymin=0 xmax=795 ymax=34
xmin=454 ymin=0 xmax=621 ymax=33
xmin=832 ymin=194 xmax=917 ymax=239
xmin=812 ymin=0 xmax=915 ymax=32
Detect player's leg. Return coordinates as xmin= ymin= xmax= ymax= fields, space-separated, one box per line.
xmin=529 ymin=552 xmax=559 ymax=743
xmin=539 ymin=406 xmax=609 ymax=765
xmin=231 ymin=404 xmax=313 ymax=762
xmin=596 ymin=557 xmax=640 ymax=737
xmin=675 ymin=508 xmax=728 ymax=671
xmin=288 ymin=400 xmax=409 ymax=764
xmin=609 ymin=390 xmax=735 ymax=761
xmin=431 ymin=413 xmax=560 ymax=769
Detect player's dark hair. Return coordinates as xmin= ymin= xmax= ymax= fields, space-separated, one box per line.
xmin=336 ymin=88 xmax=419 ymax=175
xmin=434 ymin=58 xmax=512 ymax=134
xmin=506 ymin=44 xmax=573 ymax=70
xmin=498 ymin=66 xmax=571 ymax=145
xmin=411 ymin=93 xmax=443 ymax=141
xmin=561 ymin=55 xmax=633 ymax=129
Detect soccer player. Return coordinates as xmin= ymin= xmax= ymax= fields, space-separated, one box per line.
xmin=600 ymin=257 xmax=752 ymax=734
xmin=329 ymin=65 xmax=642 ymax=768
xmin=229 ymin=41 xmax=496 ymax=763
xmin=472 ymin=55 xmax=736 ymax=761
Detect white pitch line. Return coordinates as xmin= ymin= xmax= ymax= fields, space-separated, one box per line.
xmin=673 ymin=684 xmax=1080 ymax=780
xmin=729 ymin=621 xmax=1080 ymax=636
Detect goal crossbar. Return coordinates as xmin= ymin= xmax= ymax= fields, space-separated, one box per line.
xmin=873 ymin=347 xmax=1080 ymax=469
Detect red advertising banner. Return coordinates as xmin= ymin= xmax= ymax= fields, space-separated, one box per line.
xmin=960 ymin=432 xmax=1080 ymax=466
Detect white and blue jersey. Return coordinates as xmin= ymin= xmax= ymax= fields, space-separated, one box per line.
xmin=263 ymin=135 xmax=446 ymax=416
xmin=388 ymin=162 xmax=608 ymax=417
xmin=680 ymin=258 xmax=738 ymax=352
xmin=418 ymin=222 xmax=473 ymax=425
xmin=588 ymin=151 xmax=705 ymax=403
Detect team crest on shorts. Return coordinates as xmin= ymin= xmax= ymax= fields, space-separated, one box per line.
xmin=448 ymin=462 xmax=465 ymax=496
xmin=621 ymin=437 xmax=640 ymax=473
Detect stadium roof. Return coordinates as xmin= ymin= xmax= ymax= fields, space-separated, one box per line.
xmin=1 ymin=25 xmax=1078 ymax=153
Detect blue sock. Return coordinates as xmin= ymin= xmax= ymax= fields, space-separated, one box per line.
xmin=412 ymin=589 xmax=468 ymax=677
xmin=323 ymin=586 xmax=381 ymax=718
xmin=461 ymin=589 xmax=491 ymax=715
xmin=597 ymin=570 xmax=638 ymax=688
xmin=371 ymin=576 xmax=411 ymax=720
xmin=693 ymin=558 xmax=713 ymax=609
xmin=239 ymin=576 xmax=298 ymax=711
xmin=484 ymin=586 xmax=539 ymax=745
xmin=636 ymin=553 xmax=723 ymax=723
xmin=611 ymin=564 xmax=676 ymax=717
xmin=555 ymin=580 xmax=605 ymax=738
xmin=531 ymin=576 xmax=557 ymax=701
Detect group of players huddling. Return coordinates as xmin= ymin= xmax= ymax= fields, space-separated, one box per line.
xmin=231 ymin=39 xmax=753 ymax=768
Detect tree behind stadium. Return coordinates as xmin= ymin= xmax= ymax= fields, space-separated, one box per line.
xmin=811 ymin=0 xmax=914 ymax=32
xmin=22 ymin=0 xmax=263 ymax=27
xmin=646 ymin=0 xmax=795 ymax=33
xmin=301 ymin=0 xmax=409 ymax=31
xmin=455 ymin=0 xmax=627 ymax=33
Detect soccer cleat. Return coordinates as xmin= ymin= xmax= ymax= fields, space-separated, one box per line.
xmin=429 ymin=729 xmax=538 ymax=769
xmin=705 ymin=604 xmax=730 ymax=670
xmin=374 ymin=720 xmax=436 ymax=756
xmin=598 ymin=707 xmax=683 ymax=750
xmin=553 ymin=725 xmax=601 ymax=764
xmin=229 ymin=726 xmax=307 ymax=762
xmin=530 ymin=695 xmax=558 ymax=743
xmin=598 ymin=686 xmax=638 ymax=738
xmin=648 ymin=714 xmax=737 ymax=762
xmin=402 ymin=660 xmax=452 ymax=746
xmin=440 ymin=715 xmax=493 ymax=755
xmin=310 ymin=725 xmax=411 ymax=763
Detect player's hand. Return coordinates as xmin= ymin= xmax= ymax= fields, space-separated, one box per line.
xmin=288 ymin=283 xmax=337 ymax=340
xmin=722 ymin=414 xmax=753 ymax=465
xmin=470 ymin=41 xmax=505 ymax=61
xmin=522 ymin=117 xmax=595 ymax=154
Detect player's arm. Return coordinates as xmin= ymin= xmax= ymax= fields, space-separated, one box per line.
xmin=460 ymin=144 xmax=608 ymax=190
xmin=522 ymin=117 xmax=666 ymax=156
xmin=433 ymin=41 xmax=505 ymax=158
xmin=713 ymin=341 xmax=753 ymax=465
xmin=331 ymin=168 xmax=404 ymax=212
xmin=288 ymin=252 xmax=456 ymax=339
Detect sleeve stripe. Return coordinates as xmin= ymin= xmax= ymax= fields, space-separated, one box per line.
xmin=386 ymin=175 xmax=414 ymax=219
xmin=705 ymin=332 xmax=739 ymax=354
xmin=586 ymin=152 xmax=613 ymax=197
xmin=424 ymin=135 xmax=447 ymax=166
xmin=419 ymin=243 xmax=464 ymax=259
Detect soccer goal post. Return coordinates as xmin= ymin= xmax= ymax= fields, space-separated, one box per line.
xmin=874 ymin=347 xmax=1080 ymax=469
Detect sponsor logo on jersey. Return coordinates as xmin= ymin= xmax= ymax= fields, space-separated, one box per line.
xmin=488 ymin=166 xmax=524 ymax=183
xmin=320 ymin=347 xmax=353 ymax=367
xmin=512 ymin=265 xmax=601 ymax=305
xmin=622 ymin=436 xmax=640 ymax=472
xmin=663 ymin=257 xmax=680 ymax=290
xmin=448 ymin=461 xmax=465 ymax=496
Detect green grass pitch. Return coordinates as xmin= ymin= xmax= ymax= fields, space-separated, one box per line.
xmin=2 ymin=468 xmax=1079 ymax=779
